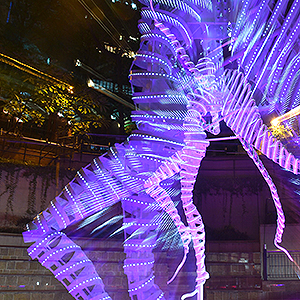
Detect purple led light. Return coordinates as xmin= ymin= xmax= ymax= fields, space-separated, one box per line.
xmin=23 ymin=1 xmax=300 ymax=300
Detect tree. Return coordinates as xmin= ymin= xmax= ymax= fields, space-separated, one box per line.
xmin=0 ymin=0 xmax=139 ymax=140
xmin=0 ymin=60 xmax=111 ymax=139
xmin=33 ymin=82 xmax=111 ymax=136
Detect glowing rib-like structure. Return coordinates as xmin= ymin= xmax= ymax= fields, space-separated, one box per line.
xmin=24 ymin=0 xmax=300 ymax=300
xmin=222 ymin=70 xmax=299 ymax=175
xmin=222 ymin=69 xmax=300 ymax=272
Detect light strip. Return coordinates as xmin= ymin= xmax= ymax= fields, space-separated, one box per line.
xmin=0 ymin=52 xmax=71 ymax=88
xmin=271 ymin=104 xmax=300 ymax=126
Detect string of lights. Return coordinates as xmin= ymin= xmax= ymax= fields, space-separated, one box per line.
xmin=0 ymin=52 xmax=72 ymax=88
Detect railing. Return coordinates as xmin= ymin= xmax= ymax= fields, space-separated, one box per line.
xmin=267 ymin=251 xmax=300 ymax=280
xmin=0 ymin=132 xmax=127 ymax=168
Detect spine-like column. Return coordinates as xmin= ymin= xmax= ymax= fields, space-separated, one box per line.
xmin=239 ymin=139 xmax=285 ymax=245
xmin=180 ymin=110 xmax=210 ymax=297
xmin=222 ymin=69 xmax=300 ymax=275
xmin=122 ymin=193 xmax=166 ymax=300
xmin=239 ymin=138 xmax=300 ymax=274
xmin=146 ymin=4 xmax=221 ymax=297
xmin=143 ymin=153 xmax=193 ymax=295
xmin=128 ymin=2 xmax=194 ymax=297
xmin=110 ymin=142 xmax=168 ymax=300
xmin=27 ymin=232 xmax=111 ymax=300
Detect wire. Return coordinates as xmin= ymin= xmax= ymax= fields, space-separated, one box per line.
xmin=78 ymin=0 xmax=123 ymax=48
xmin=0 ymin=52 xmax=71 ymax=88
xmin=104 ymin=0 xmax=139 ymax=44
xmin=77 ymin=0 xmax=133 ymax=52
xmin=91 ymin=0 xmax=133 ymax=51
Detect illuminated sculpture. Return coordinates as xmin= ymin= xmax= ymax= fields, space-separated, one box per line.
xmin=23 ymin=0 xmax=300 ymax=299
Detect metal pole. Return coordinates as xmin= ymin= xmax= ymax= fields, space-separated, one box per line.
xmin=263 ymin=243 xmax=268 ymax=280
xmin=197 ymin=284 xmax=204 ymax=300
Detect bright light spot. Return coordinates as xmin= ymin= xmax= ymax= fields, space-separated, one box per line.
xmin=36 ymin=282 xmax=40 ymax=286
xmin=271 ymin=105 xmax=300 ymax=127
xmin=75 ymin=59 xmax=82 ymax=67
xmin=117 ymin=123 xmax=121 ymax=128
xmin=87 ymin=79 xmax=95 ymax=87
xmin=15 ymin=117 xmax=23 ymax=123
xmin=129 ymin=36 xmax=138 ymax=41
xmin=119 ymin=35 xmax=123 ymax=40
xmin=131 ymin=2 xmax=137 ymax=9
xmin=68 ymin=86 xmax=74 ymax=94
xmin=271 ymin=118 xmax=280 ymax=127
xmin=122 ymin=51 xmax=136 ymax=58
xmin=104 ymin=44 xmax=116 ymax=53
xmin=228 ymin=32 xmax=232 ymax=37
